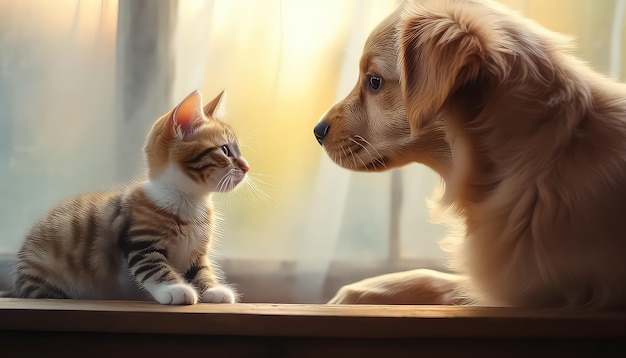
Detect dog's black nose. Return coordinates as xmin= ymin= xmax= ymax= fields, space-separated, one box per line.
xmin=313 ymin=122 xmax=330 ymax=145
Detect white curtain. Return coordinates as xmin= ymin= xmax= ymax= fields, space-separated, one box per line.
xmin=1 ymin=0 xmax=624 ymax=302
xmin=0 ymin=0 xmax=119 ymax=250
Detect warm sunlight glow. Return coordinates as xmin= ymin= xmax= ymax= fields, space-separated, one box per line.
xmin=0 ymin=0 xmax=118 ymax=46
xmin=174 ymin=0 xmax=403 ymax=258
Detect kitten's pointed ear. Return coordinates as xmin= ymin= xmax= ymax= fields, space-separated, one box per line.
xmin=203 ymin=90 xmax=226 ymax=120
xmin=171 ymin=90 xmax=204 ymax=140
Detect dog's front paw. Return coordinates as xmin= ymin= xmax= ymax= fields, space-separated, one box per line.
xmin=200 ymin=285 xmax=237 ymax=303
xmin=328 ymin=284 xmax=370 ymax=304
xmin=153 ymin=283 xmax=198 ymax=305
xmin=328 ymin=269 xmax=463 ymax=305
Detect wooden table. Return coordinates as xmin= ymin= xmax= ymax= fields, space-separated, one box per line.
xmin=1 ymin=298 xmax=625 ymax=357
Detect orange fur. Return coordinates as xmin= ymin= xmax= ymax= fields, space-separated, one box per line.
xmin=10 ymin=91 xmax=248 ymax=305
xmin=317 ymin=0 xmax=626 ymax=308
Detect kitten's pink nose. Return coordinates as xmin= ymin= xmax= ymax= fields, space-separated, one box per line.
xmin=239 ymin=160 xmax=249 ymax=174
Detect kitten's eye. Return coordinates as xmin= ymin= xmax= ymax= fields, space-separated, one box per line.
xmin=220 ymin=145 xmax=231 ymax=157
xmin=368 ymin=76 xmax=382 ymax=92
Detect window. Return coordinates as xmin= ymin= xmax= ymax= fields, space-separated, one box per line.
xmin=1 ymin=0 xmax=625 ymax=303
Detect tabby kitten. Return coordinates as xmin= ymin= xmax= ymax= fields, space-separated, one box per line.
xmin=8 ymin=90 xmax=248 ymax=305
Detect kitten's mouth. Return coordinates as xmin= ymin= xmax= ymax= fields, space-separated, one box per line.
xmin=216 ymin=171 xmax=246 ymax=192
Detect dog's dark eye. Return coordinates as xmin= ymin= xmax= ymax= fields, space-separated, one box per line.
xmin=368 ymin=76 xmax=382 ymax=91
xmin=220 ymin=145 xmax=231 ymax=157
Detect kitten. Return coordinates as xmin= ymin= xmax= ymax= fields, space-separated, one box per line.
xmin=7 ymin=90 xmax=248 ymax=305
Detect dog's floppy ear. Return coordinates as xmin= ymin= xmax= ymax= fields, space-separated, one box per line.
xmin=398 ymin=2 xmax=508 ymax=134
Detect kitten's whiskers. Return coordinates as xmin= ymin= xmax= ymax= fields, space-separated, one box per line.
xmin=242 ymin=175 xmax=274 ymax=204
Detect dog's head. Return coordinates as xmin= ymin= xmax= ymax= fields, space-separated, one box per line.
xmin=313 ymin=1 xmax=451 ymax=175
xmin=314 ymin=0 xmax=558 ymax=175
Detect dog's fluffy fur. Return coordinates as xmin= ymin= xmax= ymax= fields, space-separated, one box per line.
xmin=316 ymin=0 xmax=626 ymax=308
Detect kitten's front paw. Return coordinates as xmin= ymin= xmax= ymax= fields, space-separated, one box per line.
xmin=154 ymin=283 xmax=198 ymax=305
xmin=200 ymin=285 xmax=237 ymax=303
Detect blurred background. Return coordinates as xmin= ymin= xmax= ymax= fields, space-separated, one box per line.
xmin=0 ymin=0 xmax=625 ymax=303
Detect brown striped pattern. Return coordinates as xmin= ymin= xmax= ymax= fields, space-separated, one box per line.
xmin=179 ymin=145 xmax=232 ymax=185
xmin=13 ymin=192 xmax=120 ymax=299
xmin=11 ymin=94 xmax=243 ymax=302
xmin=12 ymin=186 xmax=221 ymax=301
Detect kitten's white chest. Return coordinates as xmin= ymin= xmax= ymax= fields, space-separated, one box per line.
xmin=142 ymin=164 xmax=213 ymax=271
xmin=142 ymin=165 xmax=214 ymax=221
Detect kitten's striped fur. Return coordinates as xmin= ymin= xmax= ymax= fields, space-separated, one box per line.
xmin=8 ymin=90 xmax=249 ymax=304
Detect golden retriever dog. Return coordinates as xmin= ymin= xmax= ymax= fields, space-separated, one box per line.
xmin=314 ymin=0 xmax=626 ymax=308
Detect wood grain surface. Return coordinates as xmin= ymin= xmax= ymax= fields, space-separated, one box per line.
xmin=2 ymin=299 xmax=626 ymax=357
xmin=2 ymin=298 xmax=626 ymax=338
